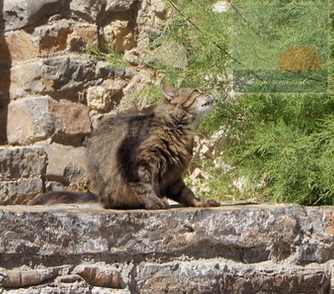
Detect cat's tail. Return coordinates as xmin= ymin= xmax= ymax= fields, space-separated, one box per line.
xmin=28 ymin=191 xmax=99 ymax=205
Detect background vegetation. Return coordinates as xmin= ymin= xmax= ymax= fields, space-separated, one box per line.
xmin=150 ymin=0 xmax=334 ymax=205
xmin=97 ymin=0 xmax=333 ymax=205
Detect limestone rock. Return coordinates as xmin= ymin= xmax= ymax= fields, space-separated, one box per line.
xmin=10 ymin=60 xmax=44 ymax=99
xmin=42 ymin=55 xmax=96 ymax=93
xmin=0 ymin=178 xmax=44 ymax=204
xmin=86 ymin=79 xmax=125 ymax=112
xmin=87 ymin=85 xmax=113 ymax=111
xmin=0 ymin=205 xmax=333 ymax=265
xmin=3 ymin=0 xmax=64 ymax=31
xmin=104 ymin=20 xmax=136 ymax=52
xmin=105 ymin=0 xmax=136 ymax=12
xmin=7 ymin=96 xmax=91 ymax=145
xmin=0 ymin=205 xmax=333 ymax=293
xmin=69 ymin=0 xmax=106 ymax=21
xmin=70 ymin=0 xmax=136 ymax=21
xmin=49 ymin=99 xmax=91 ymax=136
xmin=0 ymin=147 xmax=47 ymax=180
xmin=42 ymin=143 xmax=87 ymax=183
xmin=2 ymin=266 xmax=71 ymax=288
xmin=9 ymin=55 xmax=114 ymax=100
xmin=33 ymin=20 xmax=98 ymax=56
xmin=73 ymin=265 xmax=123 ymax=288
xmin=5 ymin=30 xmax=39 ymax=61
xmin=137 ymin=260 xmax=330 ymax=293
xmin=7 ymin=96 xmax=56 ymax=145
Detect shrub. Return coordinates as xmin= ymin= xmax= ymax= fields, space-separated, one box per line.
xmin=156 ymin=0 xmax=333 ymax=205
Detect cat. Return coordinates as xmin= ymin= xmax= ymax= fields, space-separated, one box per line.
xmin=29 ymin=84 xmax=220 ymax=209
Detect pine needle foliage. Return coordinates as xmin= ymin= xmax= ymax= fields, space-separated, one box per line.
xmin=151 ymin=0 xmax=229 ymax=90
xmin=155 ymin=0 xmax=334 ymax=205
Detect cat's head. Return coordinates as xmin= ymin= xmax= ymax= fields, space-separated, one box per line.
xmin=162 ymin=84 xmax=214 ymax=119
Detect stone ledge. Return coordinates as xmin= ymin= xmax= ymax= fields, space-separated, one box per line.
xmin=0 ymin=204 xmax=333 ymax=293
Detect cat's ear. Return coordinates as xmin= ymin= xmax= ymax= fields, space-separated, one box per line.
xmin=162 ymin=83 xmax=177 ymax=101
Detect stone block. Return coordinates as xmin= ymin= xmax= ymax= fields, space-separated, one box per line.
xmin=7 ymin=96 xmax=56 ymax=145
xmin=9 ymin=54 xmax=117 ymax=100
xmin=0 ymin=205 xmax=333 ymax=292
xmin=33 ymin=20 xmax=98 ymax=55
xmin=3 ymin=0 xmax=64 ymax=31
xmin=70 ymin=0 xmax=105 ymax=21
xmin=49 ymin=99 xmax=91 ymax=136
xmin=1 ymin=266 xmax=69 ymax=289
xmin=0 ymin=147 xmax=47 ymax=180
xmin=70 ymin=0 xmax=136 ymax=21
xmin=10 ymin=60 xmax=44 ymax=99
xmin=42 ymin=55 xmax=96 ymax=92
xmin=43 ymin=143 xmax=87 ymax=182
xmin=0 ymin=178 xmax=43 ymax=204
xmin=73 ymin=265 xmax=123 ymax=288
xmin=104 ymin=20 xmax=136 ymax=52
xmin=105 ymin=0 xmax=136 ymax=12
xmin=137 ymin=260 xmax=331 ymax=293
xmin=68 ymin=24 xmax=98 ymax=52
xmin=7 ymin=96 xmax=91 ymax=145
xmin=6 ymin=30 xmax=39 ymax=61
xmin=86 ymin=79 xmax=125 ymax=112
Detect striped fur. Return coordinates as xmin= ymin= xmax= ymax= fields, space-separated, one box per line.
xmin=29 ymin=85 xmax=220 ymax=209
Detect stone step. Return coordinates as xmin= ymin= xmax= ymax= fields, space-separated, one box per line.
xmin=0 ymin=204 xmax=333 ymax=293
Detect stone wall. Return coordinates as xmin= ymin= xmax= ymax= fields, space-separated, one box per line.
xmin=0 ymin=0 xmax=169 ymax=204
xmin=0 ymin=204 xmax=334 ymax=293
xmin=1 ymin=2 xmax=334 ymax=294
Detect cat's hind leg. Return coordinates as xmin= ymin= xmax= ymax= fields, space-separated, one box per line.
xmin=129 ymin=165 xmax=169 ymax=210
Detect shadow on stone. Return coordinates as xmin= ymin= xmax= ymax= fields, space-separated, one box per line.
xmin=0 ymin=0 xmax=11 ymax=144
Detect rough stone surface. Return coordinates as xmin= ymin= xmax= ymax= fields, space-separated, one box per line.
xmin=0 ymin=147 xmax=47 ymax=205
xmin=42 ymin=143 xmax=87 ymax=183
xmin=0 ymin=204 xmax=333 ymax=293
xmin=2 ymin=2 xmax=332 ymax=292
xmin=33 ymin=20 xmax=99 ymax=55
xmin=1 ymin=0 xmax=169 ymax=194
xmin=7 ymin=97 xmax=56 ymax=145
xmin=49 ymin=99 xmax=91 ymax=136
xmin=9 ymin=61 xmax=44 ymax=99
xmin=0 ymin=147 xmax=47 ymax=180
xmin=3 ymin=0 xmax=63 ymax=31
xmin=104 ymin=19 xmax=136 ymax=52
xmin=86 ymin=79 xmax=125 ymax=112
xmin=0 ymin=178 xmax=44 ymax=204
xmin=5 ymin=30 xmax=39 ymax=61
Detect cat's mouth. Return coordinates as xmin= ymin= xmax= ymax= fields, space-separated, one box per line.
xmin=201 ymin=96 xmax=214 ymax=107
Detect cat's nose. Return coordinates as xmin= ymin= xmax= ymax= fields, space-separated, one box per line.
xmin=207 ymin=95 xmax=214 ymax=104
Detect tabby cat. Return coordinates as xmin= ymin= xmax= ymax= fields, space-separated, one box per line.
xmin=29 ymin=84 xmax=220 ymax=209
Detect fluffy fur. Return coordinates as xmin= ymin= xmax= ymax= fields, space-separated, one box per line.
xmin=29 ymin=84 xmax=220 ymax=209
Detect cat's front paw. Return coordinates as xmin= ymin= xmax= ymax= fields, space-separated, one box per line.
xmin=144 ymin=198 xmax=169 ymax=210
xmin=196 ymin=198 xmax=221 ymax=207
xmin=205 ymin=198 xmax=221 ymax=207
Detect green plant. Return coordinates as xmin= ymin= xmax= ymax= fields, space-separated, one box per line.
xmin=88 ymin=43 xmax=129 ymax=71
xmin=131 ymin=83 xmax=163 ymax=105
xmin=156 ymin=0 xmax=334 ymax=205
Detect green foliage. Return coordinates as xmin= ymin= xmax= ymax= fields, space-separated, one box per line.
xmin=231 ymin=0 xmax=329 ymax=71
xmin=131 ymin=83 xmax=163 ymax=105
xmin=159 ymin=0 xmax=334 ymax=205
xmin=88 ymin=44 xmax=129 ymax=71
xmin=220 ymin=94 xmax=334 ymax=205
xmin=151 ymin=0 xmax=229 ymax=90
